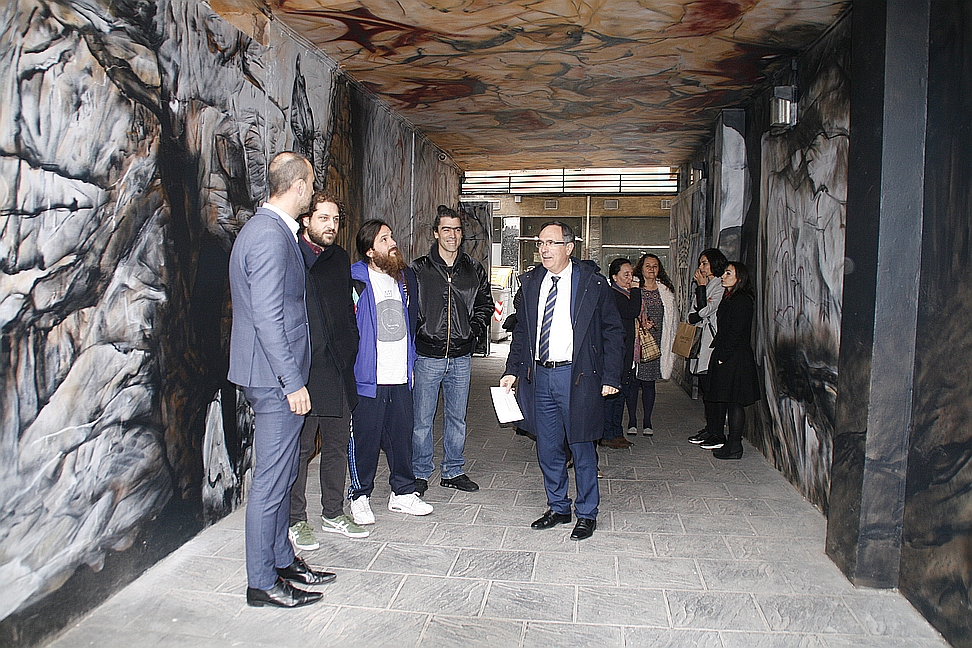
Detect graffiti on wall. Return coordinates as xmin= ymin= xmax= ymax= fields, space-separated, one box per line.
xmin=754 ymin=21 xmax=849 ymax=511
xmin=0 ymin=0 xmax=459 ymax=638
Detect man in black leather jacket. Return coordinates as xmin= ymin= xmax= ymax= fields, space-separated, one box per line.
xmin=410 ymin=205 xmax=493 ymax=494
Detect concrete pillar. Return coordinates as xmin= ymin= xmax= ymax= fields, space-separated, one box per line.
xmin=827 ymin=0 xmax=929 ymax=588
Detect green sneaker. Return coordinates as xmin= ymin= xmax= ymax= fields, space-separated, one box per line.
xmin=322 ymin=513 xmax=370 ymax=538
xmin=288 ymin=520 xmax=320 ymax=551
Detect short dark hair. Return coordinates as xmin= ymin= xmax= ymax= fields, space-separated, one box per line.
xmin=306 ymin=190 xmax=345 ymax=221
xmin=725 ymin=261 xmax=754 ymax=298
xmin=268 ymin=152 xmax=311 ymax=198
xmin=699 ymin=248 xmax=728 ymax=277
xmin=355 ymin=219 xmax=390 ymax=261
xmin=608 ymin=257 xmax=632 ymax=280
xmin=538 ymin=220 xmax=576 ymax=245
xmin=433 ymin=204 xmax=461 ymax=230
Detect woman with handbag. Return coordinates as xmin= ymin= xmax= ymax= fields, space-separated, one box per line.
xmin=626 ymin=254 xmax=677 ymax=436
xmin=600 ymin=258 xmax=640 ymax=449
xmin=685 ymin=249 xmax=729 ymax=447
xmin=705 ymin=261 xmax=761 ymax=459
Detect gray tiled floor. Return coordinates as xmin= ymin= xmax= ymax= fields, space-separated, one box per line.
xmin=45 ymin=344 xmax=948 ymax=647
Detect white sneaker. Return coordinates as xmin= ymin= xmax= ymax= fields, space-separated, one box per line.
xmin=643 ymin=427 xmax=654 ymax=436
xmin=627 ymin=427 xmax=638 ymax=436
xmin=350 ymin=495 xmax=376 ymax=525
xmin=388 ymin=492 xmax=433 ymax=516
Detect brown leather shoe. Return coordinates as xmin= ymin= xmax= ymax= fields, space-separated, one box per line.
xmin=600 ymin=436 xmax=632 ymax=449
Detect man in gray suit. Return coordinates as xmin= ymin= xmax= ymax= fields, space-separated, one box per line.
xmin=229 ymin=152 xmax=334 ymax=608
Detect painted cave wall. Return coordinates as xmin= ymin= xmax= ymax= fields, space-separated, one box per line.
xmin=900 ymin=0 xmax=972 ymax=643
xmin=0 ymin=1 xmax=459 ymax=644
xmin=675 ymin=15 xmax=848 ymax=510
xmin=749 ymin=17 xmax=850 ymax=513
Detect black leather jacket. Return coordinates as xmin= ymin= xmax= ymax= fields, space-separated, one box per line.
xmin=411 ymin=245 xmax=493 ymax=358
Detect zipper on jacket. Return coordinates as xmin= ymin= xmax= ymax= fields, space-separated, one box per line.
xmin=445 ymin=273 xmax=453 ymax=357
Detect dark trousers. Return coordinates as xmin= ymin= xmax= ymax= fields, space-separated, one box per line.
xmin=243 ymin=386 xmax=302 ymax=590
xmin=602 ymin=368 xmax=632 ymax=440
xmin=289 ymin=392 xmax=352 ymax=524
xmin=712 ymin=402 xmax=745 ymax=451
xmin=535 ymin=365 xmax=599 ymax=519
xmin=626 ymin=378 xmax=656 ymax=429
xmin=698 ymin=372 xmax=727 ymax=436
xmin=348 ymin=383 xmax=416 ymax=498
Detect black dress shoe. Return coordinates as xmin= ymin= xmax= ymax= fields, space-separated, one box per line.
xmin=441 ymin=474 xmax=479 ymax=491
xmin=570 ymin=518 xmax=596 ymax=540
xmin=276 ymin=556 xmax=336 ymax=585
xmin=712 ymin=446 xmax=743 ymax=460
xmin=246 ymin=577 xmax=323 ymax=608
xmin=531 ymin=510 xmax=572 ymax=529
xmin=515 ymin=427 xmax=537 ymax=442
xmin=414 ymin=478 xmax=428 ymax=496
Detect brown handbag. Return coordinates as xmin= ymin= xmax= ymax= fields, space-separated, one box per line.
xmin=637 ymin=320 xmax=661 ymax=362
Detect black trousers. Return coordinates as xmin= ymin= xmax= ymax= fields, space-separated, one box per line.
xmin=348 ymin=383 xmax=416 ymax=498
xmin=289 ymin=391 xmax=352 ymax=524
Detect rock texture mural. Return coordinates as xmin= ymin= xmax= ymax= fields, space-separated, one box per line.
xmin=900 ymin=1 xmax=972 ymax=643
xmin=752 ymin=19 xmax=849 ymax=512
xmin=674 ymin=17 xmax=847 ymax=513
xmin=0 ymin=0 xmax=458 ymax=643
xmin=214 ymin=0 xmax=851 ymax=170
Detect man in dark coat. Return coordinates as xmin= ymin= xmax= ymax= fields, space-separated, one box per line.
xmin=287 ymin=191 xmax=368 ymax=551
xmin=500 ymin=221 xmax=624 ymax=541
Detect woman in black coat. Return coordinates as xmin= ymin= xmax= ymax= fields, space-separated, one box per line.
xmin=705 ymin=261 xmax=761 ymax=459
xmin=600 ymin=258 xmax=640 ymax=449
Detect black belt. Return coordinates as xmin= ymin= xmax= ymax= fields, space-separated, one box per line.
xmin=537 ymin=360 xmax=571 ymax=368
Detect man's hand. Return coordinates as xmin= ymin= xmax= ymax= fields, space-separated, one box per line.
xmin=602 ymin=385 xmax=619 ymax=396
xmin=500 ymin=375 xmax=516 ymax=392
xmin=286 ymin=386 xmax=311 ymax=415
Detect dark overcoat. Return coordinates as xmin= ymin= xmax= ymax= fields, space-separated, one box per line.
xmin=504 ymin=259 xmax=624 ymax=442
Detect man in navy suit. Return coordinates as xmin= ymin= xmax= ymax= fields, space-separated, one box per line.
xmin=500 ymin=221 xmax=624 ymax=541
xmin=229 ymin=152 xmax=334 ymax=608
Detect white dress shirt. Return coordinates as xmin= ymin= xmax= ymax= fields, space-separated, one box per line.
xmin=535 ymin=262 xmax=573 ymax=362
xmin=262 ymin=202 xmax=300 ymax=241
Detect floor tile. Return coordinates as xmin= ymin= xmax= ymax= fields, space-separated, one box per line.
xmin=39 ymin=356 xmax=946 ymax=648
xmin=667 ymin=590 xmax=768 ymax=631
xmin=450 ymin=548 xmax=536 ymax=581
xmin=522 ymin=621 xmax=623 ymax=647
xmin=481 ymin=582 xmax=575 ymax=622
xmin=575 ymin=585 xmax=669 ymax=626
xmin=390 ymin=575 xmax=488 ymax=615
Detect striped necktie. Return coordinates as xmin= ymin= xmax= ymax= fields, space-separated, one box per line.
xmin=539 ymin=276 xmax=559 ymax=362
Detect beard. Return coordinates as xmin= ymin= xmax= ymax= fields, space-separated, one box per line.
xmin=305 ymin=226 xmax=336 ymax=248
xmin=373 ymin=247 xmax=407 ymax=281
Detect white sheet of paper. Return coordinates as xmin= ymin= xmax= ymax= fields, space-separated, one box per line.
xmin=490 ymin=386 xmax=524 ymax=423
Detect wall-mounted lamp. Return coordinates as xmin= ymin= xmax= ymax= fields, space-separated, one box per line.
xmin=691 ymin=160 xmax=707 ymax=180
xmin=770 ymin=85 xmax=798 ymax=129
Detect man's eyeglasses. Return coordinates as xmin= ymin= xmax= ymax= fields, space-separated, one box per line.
xmin=536 ymin=240 xmax=567 ymax=249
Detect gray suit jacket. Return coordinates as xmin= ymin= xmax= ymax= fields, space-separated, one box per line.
xmin=228 ymin=206 xmax=310 ymax=391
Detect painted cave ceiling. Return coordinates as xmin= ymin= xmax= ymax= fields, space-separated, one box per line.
xmin=214 ymin=0 xmax=850 ymax=171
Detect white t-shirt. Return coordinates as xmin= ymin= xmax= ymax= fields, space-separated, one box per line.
xmin=369 ymin=268 xmax=408 ymax=385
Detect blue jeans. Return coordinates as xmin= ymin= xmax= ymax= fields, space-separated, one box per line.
xmin=412 ymin=354 xmax=471 ymax=480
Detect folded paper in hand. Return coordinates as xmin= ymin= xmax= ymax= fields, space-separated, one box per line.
xmin=490 ymin=387 xmax=524 ymax=424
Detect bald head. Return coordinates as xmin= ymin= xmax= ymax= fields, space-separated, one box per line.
xmin=266 ymin=152 xmax=314 ymax=218
xmin=268 ymin=152 xmax=312 ymax=198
